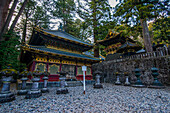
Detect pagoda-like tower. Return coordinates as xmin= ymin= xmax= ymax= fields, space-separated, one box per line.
xmin=20 ymin=26 xmax=100 ymax=81
xmin=97 ymin=31 xmax=141 ymax=61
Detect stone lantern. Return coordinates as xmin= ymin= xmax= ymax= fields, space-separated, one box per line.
xmin=56 ymin=71 xmax=68 ymax=94
xmin=17 ymin=68 xmax=30 ymax=95
xmin=132 ymin=68 xmax=145 ymax=88
xmin=41 ymin=68 xmax=50 ymax=93
xmin=149 ymin=67 xmax=165 ymax=88
xmin=115 ymin=72 xmax=121 ymax=85
xmin=93 ymin=70 xmax=103 ymax=88
xmin=124 ymin=72 xmax=130 ymax=86
xmin=0 ymin=64 xmax=17 ymax=103
xmin=25 ymin=68 xmax=42 ymax=99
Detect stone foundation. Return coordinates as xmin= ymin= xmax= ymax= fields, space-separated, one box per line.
xmin=92 ymin=56 xmax=170 ymax=85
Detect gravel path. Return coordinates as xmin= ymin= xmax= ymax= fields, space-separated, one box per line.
xmin=0 ymin=83 xmax=170 ymax=113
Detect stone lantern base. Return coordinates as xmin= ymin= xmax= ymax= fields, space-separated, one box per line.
xmin=148 ymin=85 xmax=165 ymax=89
xmin=115 ymin=82 xmax=121 ymax=85
xmin=56 ymin=88 xmax=68 ymax=94
xmin=148 ymin=81 xmax=165 ymax=89
xmin=41 ymin=88 xmax=49 ymax=93
xmin=25 ymin=90 xmax=42 ymax=99
xmin=17 ymin=89 xmax=28 ymax=95
xmin=124 ymin=83 xmax=131 ymax=86
xmin=0 ymin=92 xmax=15 ymax=103
xmin=93 ymin=84 xmax=103 ymax=89
xmin=132 ymin=84 xmax=146 ymax=88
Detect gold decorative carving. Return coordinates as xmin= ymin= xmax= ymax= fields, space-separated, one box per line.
xmin=35 ymin=63 xmax=46 ymax=72
xmin=48 ymin=64 xmax=59 ymax=74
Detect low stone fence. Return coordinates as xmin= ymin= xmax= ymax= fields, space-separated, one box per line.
xmin=17 ymin=80 xmax=95 ymax=90
xmin=92 ymin=56 xmax=170 ymax=85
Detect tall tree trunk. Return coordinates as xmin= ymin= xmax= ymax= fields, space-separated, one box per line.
xmin=93 ymin=1 xmax=99 ymax=58
xmin=0 ymin=0 xmax=18 ymax=41
xmin=0 ymin=0 xmax=12 ymax=38
xmin=22 ymin=16 xmax=27 ymax=44
xmin=94 ymin=26 xmax=99 ymax=57
xmin=9 ymin=0 xmax=29 ymax=32
xmin=140 ymin=19 xmax=153 ymax=52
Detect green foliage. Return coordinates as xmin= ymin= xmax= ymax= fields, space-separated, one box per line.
xmin=77 ymin=0 xmax=112 ymax=41
xmin=115 ymin=0 xmax=169 ymax=23
xmin=114 ymin=0 xmax=169 ymax=52
xmin=151 ymin=17 xmax=170 ymax=44
xmin=52 ymin=0 xmax=76 ymax=32
xmin=77 ymin=0 xmax=112 ymax=56
xmin=15 ymin=0 xmax=52 ymax=43
xmin=0 ymin=31 xmax=26 ymax=73
xmin=114 ymin=0 xmax=169 ymax=25
xmin=113 ymin=24 xmax=143 ymax=46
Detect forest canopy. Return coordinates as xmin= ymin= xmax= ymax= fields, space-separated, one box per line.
xmin=0 ymin=0 xmax=169 ymax=69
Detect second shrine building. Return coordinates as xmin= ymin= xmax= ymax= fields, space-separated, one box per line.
xmin=20 ymin=26 xmax=100 ymax=81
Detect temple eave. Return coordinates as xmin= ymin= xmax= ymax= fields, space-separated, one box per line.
xmin=22 ymin=46 xmax=100 ymax=62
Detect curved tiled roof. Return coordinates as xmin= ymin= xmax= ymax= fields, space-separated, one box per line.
xmin=34 ymin=27 xmax=93 ymax=47
xmin=43 ymin=29 xmax=93 ymax=46
xmin=23 ymin=45 xmax=100 ymax=61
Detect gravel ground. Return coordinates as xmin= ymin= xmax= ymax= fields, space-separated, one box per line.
xmin=0 ymin=83 xmax=170 ymax=113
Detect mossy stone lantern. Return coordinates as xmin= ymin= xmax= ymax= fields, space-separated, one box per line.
xmin=149 ymin=67 xmax=165 ymax=89
xmin=17 ymin=68 xmax=30 ymax=95
xmin=93 ymin=70 xmax=103 ymax=88
xmin=0 ymin=64 xmax=17 ymax=103
xmin=56 ymin=71 xmax=69 ymax=94
xmin=132 ymin=68 xmax=145 ymax=88
xmin=41 ymin=69 xmax=50 ymax=93
xmin=25 ymin=68 xmax=42 ymax=99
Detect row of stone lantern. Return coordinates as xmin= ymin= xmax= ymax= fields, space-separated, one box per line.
xmin=0 ymin=65 xmax=50 ymax=103
xmin=92 ymin=67 xmax=165 ymax=89
xmin=0 ymin=64 xmax=165 ymax=103
xmin=0 ymin=64 xmax=70 ymax=103
xmin=113 ymin=68 xmax=164 ymax=88
xmin=115 ymin=72 xmax=131 ymax=86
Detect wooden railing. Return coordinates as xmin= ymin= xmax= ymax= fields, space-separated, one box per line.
xmin=110 ymin=47 xmax=169 ymax=62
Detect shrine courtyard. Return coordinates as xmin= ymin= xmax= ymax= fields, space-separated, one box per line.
xmin=0 ymin=83 xmax=170 ymax=113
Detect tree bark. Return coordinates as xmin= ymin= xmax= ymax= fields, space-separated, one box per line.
xmin=0 ymin=0 xmax=12 ymax=38
xmin=140 ymin=19 xmax=153 ymax=52
xmin=9 ymin=0 xmax=29 ymax=32
xmin=0 ymin=0 xmax=18 ymax=41
xmin=22 ymin=15 xmax=27 ymax=44
xmin=94 ymin=25 xmax=99 ymax=57
xmin=93 ymin=0 xmax=99 ymax=58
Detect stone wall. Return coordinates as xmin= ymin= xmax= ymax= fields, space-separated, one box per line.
xmin=92 ymin=56 xmax=170 ymax=85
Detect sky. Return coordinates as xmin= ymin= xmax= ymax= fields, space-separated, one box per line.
xmin=108 ymin=0 xmax=119 ymax=7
